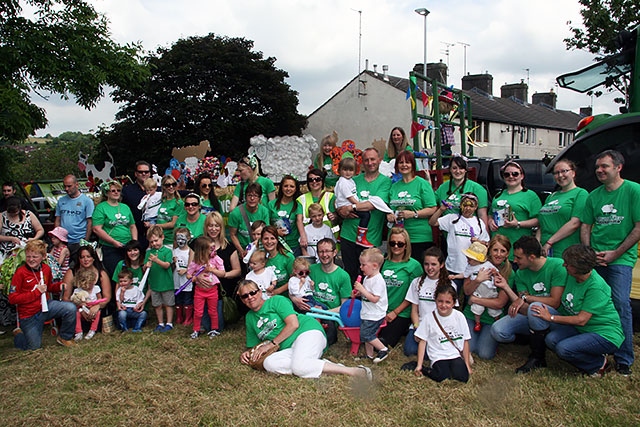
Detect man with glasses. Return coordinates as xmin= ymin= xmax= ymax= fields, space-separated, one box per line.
xmin=291 ymin=238 xmax=352 ymax=345
xmin=122 ymin=160 xmax=153 ymax=248
xmin=54 ymin=175 xmax=94 ymax=264
xmin=580 ymin=149 xmax=640 ymax=377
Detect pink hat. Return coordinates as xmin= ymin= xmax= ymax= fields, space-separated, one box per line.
xmin=48 ymin=226 xmax=68 ymax=243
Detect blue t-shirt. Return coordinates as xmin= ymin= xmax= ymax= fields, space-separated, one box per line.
xmin=55 ymin=193 xmax=95 ymax=243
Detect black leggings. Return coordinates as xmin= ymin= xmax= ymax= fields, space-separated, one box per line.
xmin=427 ymin=357 xmax=469 ymax=383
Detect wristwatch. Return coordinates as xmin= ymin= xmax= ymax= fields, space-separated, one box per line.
xmin=521 ymin=294 xmax=528 ymax=302
xmin=413 ymin=211 xmax=419 ymax=219
xmin=352 ymin=203 xmax=357 ymax=212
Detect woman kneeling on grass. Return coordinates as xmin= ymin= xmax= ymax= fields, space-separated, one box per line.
xmin=238 ymin=279 xmax=372 ymax=380
xmin=530 ymin=244 xmax=624 ymax=377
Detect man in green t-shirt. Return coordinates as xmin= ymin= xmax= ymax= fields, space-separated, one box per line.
xmin=336 ymin=147 xmax=391 ymax=283
xmin=580 ymin=150 xmax=640 ymax=376
xmin=291 ymin=238 xmax=352 ymax=345
xmin=491 ymin=236 xmax=566 ymax=373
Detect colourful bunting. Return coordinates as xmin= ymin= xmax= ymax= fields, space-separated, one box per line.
xmin=411 ymin=121 xmax=426 ymax=138
xmin=406 ymin=86 xmax=411 ymax=100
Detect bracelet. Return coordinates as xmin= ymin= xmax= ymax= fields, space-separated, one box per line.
xmin=270 ymin=339 xmax=279 ymax=347
xmin=550 ymin=315 xmax=555 ymax=322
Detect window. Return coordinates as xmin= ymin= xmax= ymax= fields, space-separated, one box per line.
xmin=483 ymin=121 xmax=490 ymax=142
xmin=558 ymin=132 xmax=564 ymax=147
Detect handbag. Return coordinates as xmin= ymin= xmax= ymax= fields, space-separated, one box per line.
xmin=220 ymin=287 xmax=239 ymax=324
xmin=248 ymin=341 xmax=279 ymax=371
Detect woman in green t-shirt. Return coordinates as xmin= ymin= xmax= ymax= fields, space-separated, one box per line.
xmin=312 ymin=132 xmax=339 ymax=187
xmin=238 ymin=279 xmax=372 ymax=380
xmin=194 ymin=173 xmax=221 ymax=216
xmin=268 ymin=175 xmax=304 ymax=256
xmin=229 ymin=154 xmax=276 ymax=211
xmin=156 ymin=175 xmax=183 ymax=244
xmin=383 ymin=126 xmax=411 ymax=162
xmin=529 ymin=244 xmax=624 ymax=377
xmin=261 ymin=225 xmax=294 ymax=295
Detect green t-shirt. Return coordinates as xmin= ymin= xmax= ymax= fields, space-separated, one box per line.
xmin=266 ymin=252 xmax=295 ymax=290
xmin=227 ymin=204 xmax=270 ymax=248
xmin=381 ymin=258 xmax=423 ymax=318
xmin=111 ymin=261 xmax=144 ymax=287
xmin=538 ymin=187 xmax=588 ymax=257
xmin=558 ymin=270 xmax=624 ymax=347
xmin=341 ymin=173 xmax=391 ymax=247
xmin=514 ymin=257 xmax=567 ymax=296
xmin=490 ymin=189 xmax=542 ymax=260
xmin=244 ymin=295 xmax=325 ymax=349
xmin=314 ymin=155 xmax=339 ymax=188
xmin=233 ymin=176 xmax=276 ymax=206
xmin=175 ymin=212 xmax=206 ymax=241
xmin=383 ymin=145 xmax=412 ymax=162
xmin=144 ymin=245 xmax=174 ymax=292
xmin=309 ymin=264 xmax=352 ymax=309
xmin=92 ymin=201 xmax=135 ymax=247
xmin=268 ymin=199 xmax=303 ymax=250
xmin=157 ymin=198 xmax=183 ymax=244
xmin=435 ymin=179 xmax=489 ymax=216
xmin=389 ymin=177 xmax=437 ymax=243
xmin=581 ymin=180 xmax=640 ymax=267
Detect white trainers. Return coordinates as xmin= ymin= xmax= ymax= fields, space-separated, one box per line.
xmin=74 ymin=332 xmax=83 ymax=341
xmin=190 ymin=331 xmax=200 ymax=339
xmin=207 ymin=330 xmax=221 ymax=338
xmin=84 ymin=330 xmax=96 ymax=340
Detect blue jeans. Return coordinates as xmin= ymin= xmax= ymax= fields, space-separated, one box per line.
xmin=596 ymin=265 xmax=634 ymax=366
xmin=117 ymin=308 xmax=148 ymax=331
xmin=14 ymin=300 xmax=76 ymax=350
xmin=490 ymin=313 xmax=530 ymax=343
xmin=547 ymin=323 xmax=618 ymax=374
xmin=467 ymin=317 xmax=499 ymax=360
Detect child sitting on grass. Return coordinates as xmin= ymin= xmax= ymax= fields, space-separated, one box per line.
xmin=353 ymin=248 xmax=389 ymax=363
xmin=115 ymin=269 xmax=147 ymax=332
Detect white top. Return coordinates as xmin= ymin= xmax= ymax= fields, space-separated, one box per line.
xmin=405 ymin=276 xmax=458 ymax=322
xmin=360 ymin=273 xmax=388 ymax=321
xmin=173 ymin=246 xmax=191 ymax=291
xmin=287 ymin=276 xmax=313 ymax=298
xmin=415 ymin=309 xmax=471 ymax=364
xmin=303 ymin=223 xmax=335 ymax=261
xmin=437 ymin=213 xmax=490 ymax=273
xmin=116 ymin=286 xmax=145 ymax=308
xmin=72 ymin=285 xmax=101 ymax=303
xmin=245 ymin=267 xmax=277 ymax=300
xmin=463 ymin=261 xmax=496 ymax=289
xmin=334 ymin=176 xmax=358 ymax=208
xmin=138 ymin=192 xmax=162 ymax=220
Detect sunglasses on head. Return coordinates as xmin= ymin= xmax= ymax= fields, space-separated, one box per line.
xmin=239 ymin=289 xmax=260 ymax=300
xmin=184 ymin=202 xmax=199 ymax=207
xmin=296 ymin=270 xmax=310 ymax=277
xmin=389 ymin=241 xmax=406 ymax=248
xmin=502 ymin=171 xmax=520 ymax=178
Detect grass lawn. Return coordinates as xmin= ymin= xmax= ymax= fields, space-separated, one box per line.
xmin=1 ymin=320 xmax=638 ymax=426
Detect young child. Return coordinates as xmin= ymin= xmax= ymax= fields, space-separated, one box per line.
xmin=245 ymin=249 xmax=276 ymax=300
xmin=188 ymin=236 xmax=224 ymax=339
xmin=138 ymin=177 xmax=162 ymax=226
xmin=463 ymin=241 xmax=500 ymax=332
xmin=313 ymin=131 xmax=338 ymax=187
xmin=414 ymin=284 xmax=472 ymax=383
xmin=9 ymin=240 xmax=77 ymax=349
xmin=242 ymin=220 xmax=266 ymax=264
xmin=115 ymin=269 xmax=147 ymax=332
xmin=287 ymin=257 xmax=327 ymax=309
xmin=144 ymin=225 xmax=175 ymax=332
xmin=334 ymin=157 xmax=391 ymax=247
xmin=302 ymin=203 xmax=335 ymax=261
xmin=70 ymin=268 xmax=102 ymax=341
xmin=173 ymin=228 xmax=193 ymax=325
xmin=403 ymin=247 xmax=457 ymax=356
xmin=353 ymin=248 xmax=389 ymax=363
xmin=47 ymin=226 xmax=70 ymax=281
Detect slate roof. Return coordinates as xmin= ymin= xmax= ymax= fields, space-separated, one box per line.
xmin=364 ymin=70 xmax=581 ymax=132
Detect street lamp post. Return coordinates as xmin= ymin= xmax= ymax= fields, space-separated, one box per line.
xmin=415 ymin=8 xmax=430 ymax=116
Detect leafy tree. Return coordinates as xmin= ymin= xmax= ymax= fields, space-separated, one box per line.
xmin=564 ymin=0 xmax=640 ymax=102
xmin=98 ymin=33 xmax=307 ymax=172
xmin=0 ymin=0 xmax=149 ymax=141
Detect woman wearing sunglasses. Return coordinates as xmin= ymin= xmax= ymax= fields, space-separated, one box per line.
xmin=377 ymin=227 xmax=423 ymax=349
xmin=156 ymin=175 xmax=182 ymax=244
xmin=238 ymin=279 xmax=372 ymax=380
xmin=489 ymin=160 xmax=541 ymax=260
xmin=175 ymin=193 xmax=206 ymax=241
xmin=194 ymin=173 xmax=222 ymax=216
xmin=92 ymin=180 xmax=137 ymax=276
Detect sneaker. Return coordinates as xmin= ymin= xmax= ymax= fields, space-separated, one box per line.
xmin=473 ymin=322 xmax=482 ymax=332
xmin=154 ymin=325 xmax=165 ymax=332
xmin=84 ymin=330 xmax=96 ymax=340
xmin=74 ymin=332 xmax=83 ymax=341
xmin=616 ymin=364 xmax=632 ymax=377
xmin=373 ymin=349 xmax=389 ymax=364
xmin=207 ymin=329 xmax=221 ymax=338
xmin=357 ymin=365 xmax=373 ymax=382
xmin=190 ymin=331 xmax=200 ymax=339
xmin=163 ymin=324 xmax=174 ymax=332
xmin=56 ymin=337 xmax=76 ymax=347
xmin=589 ymin=358 xmax=611 ymax=378
xmin=132 ymin=329 xmax=142 ymax=333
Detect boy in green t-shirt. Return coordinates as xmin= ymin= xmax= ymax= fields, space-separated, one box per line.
xmin=144 ymin=226 xmax=175 ymax=332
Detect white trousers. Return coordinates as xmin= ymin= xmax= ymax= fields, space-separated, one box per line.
xmin=263 ymin=329 xmax=327 ymax=378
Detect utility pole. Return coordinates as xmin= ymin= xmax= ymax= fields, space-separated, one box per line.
xmin=458 ymin=41 xmax=470 ymax=75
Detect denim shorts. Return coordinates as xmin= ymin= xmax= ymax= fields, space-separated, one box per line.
xmin=360 ymin=318 xmax=384 ymax=342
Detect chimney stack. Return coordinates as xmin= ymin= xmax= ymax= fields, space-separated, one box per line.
xmin=501 ymin=80 xmax=528 ymax=103
xmin=532 ymin=90 xmax=557 ymax=108
xmin=462 ymin=72 xmax=493 ymax=95
xmin=382 ymin=65 xmax=389 ymax=81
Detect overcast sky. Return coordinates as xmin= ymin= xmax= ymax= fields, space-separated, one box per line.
xmin=33 ymin=0 xmax=619 ymax=137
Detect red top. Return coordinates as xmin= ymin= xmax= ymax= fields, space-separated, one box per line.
xmin=8 ymin=263 xmax=60 ymax=319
